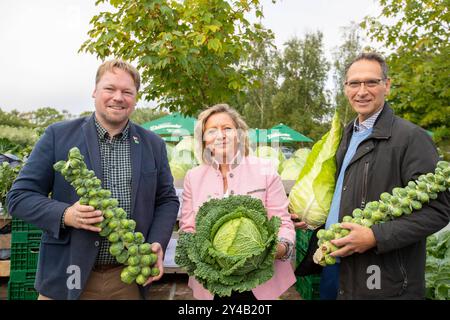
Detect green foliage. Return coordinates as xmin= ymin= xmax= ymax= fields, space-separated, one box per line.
xmin=362 ymin=0 xmax=450 ymax=149
xmin=426 ymin=230 xmax=450 ymax=300
xmin=130 ymin=107 xmax=167 ymax=125
xmin=0 ymin=161 xmax=23 ymax=215
xmin=54 ymin=147 xmax=159 ymax=285
xmin=175 ymin=195 xmax=280 ymax=297
xmin=314 ymin=161 xmax=450 ymax=266
xmin=80 ymin=0 xmax=276 ymax=115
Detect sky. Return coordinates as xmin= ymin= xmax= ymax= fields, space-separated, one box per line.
xmin=0 ymin=0 xmax=381 ymax=115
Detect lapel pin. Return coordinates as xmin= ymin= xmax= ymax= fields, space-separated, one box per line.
xmin=133 ymin=136 xmax=139 ymax=144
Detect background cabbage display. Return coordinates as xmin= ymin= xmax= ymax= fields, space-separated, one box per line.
xmin=288 ymin=111 xmax=343 ymax=229
xmin=426 ymin=229 xmax=450 ymax=300
xmin=175 ymin=195 xmax=281 ymax=297
xmin=168 ymin=136 xmax=199 ymax=180
xmin=255 ymin=146 xmax=285 ymax=173
xmin=280 ymin=148 xmax=310 ymax=180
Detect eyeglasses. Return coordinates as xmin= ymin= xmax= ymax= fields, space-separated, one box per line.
xmin=344 ymin=79 xmax=386 ymax=89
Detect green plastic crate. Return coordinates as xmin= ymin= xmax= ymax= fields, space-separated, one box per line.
xmin=296 ymin=229 xmax=313 ymax=264
xmin=10 ymin=231 xmax=41 ymax=270
xmin=295 ymin=229 xmax=321 ymax=300
xmin=11 ymin=218 xmax=41 ymax=233
xmin=8 ymin=279 xmax=38 ymax=300
xmin=296 ymin=275 xmax=321 ymax=300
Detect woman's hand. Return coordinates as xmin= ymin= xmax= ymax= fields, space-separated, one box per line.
xmin=290 ymin=213 xmax=308 ymax=230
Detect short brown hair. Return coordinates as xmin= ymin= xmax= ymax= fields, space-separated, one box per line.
xmin=194 ymin=104 xmax=250 ymax=164
xmin=95 ymin=59 xmax=141 ymax=91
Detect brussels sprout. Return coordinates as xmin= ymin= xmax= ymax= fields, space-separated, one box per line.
xmin=120 ymin=269 xmax=136 ymax=284
xmin=139 ymin=243 xmax=152 ymax=255
xmin=110 ymin=243 xmax=124 ymax=256
xmin=127 ymin=256 xmax=140 ymax=266
xmin=402 ymin=206 xmax=412 ymax=215
xmin=317 ymin=229 xmax=325 ymax=239
xmin=76 ymin=187 xmax=87 ymax=197
xmin=378 ymin=203 xmax=388 ymax=213
xmin=325 ymin=255 xmax=336 ymax=265
xmin=136 ymin=274 xmax=148 ymax=285
xmin=135 ymin=232 xmax=145 ymax=244
xmin=141 ymin=267 xmax=152 ymax=277
xmin=411 ymin=200 xmax=422 ymax=211
xmin=104 ymin=209 xmax=115 ymax=219
xmin=53 ymin=160 xmax=66 ymax=171
xmin=99 ymin=226 xmax=112 ymax=237
xmin=429 ymin=193 xmax=438 ymax=200
xmin=128 ymin=245 xmax=139 ymax=256
xmin=128 ymin=266 xmax=141 ymax=276
xmin=418 ymin=192 xmax=430 ymax=203
xmin=392 ymin=207 xmax=403 ymax=217
xmin=108 ymin=220 xmax=119 ymax=230
xmin=123 ymin=232 xmax=135 ymax=243
xmin=342 ymin=216 xmax=353 ymax=223
xmin=366 ymin=202 xmax=379 ymax=211
xmin=150 ymin=267 xmax=160 ymax=277
xmin=361 ymin=219 xmax=373 ymax=228
xmin=407 ymin=189 xmax=417 ymax=199
xmin=330 ymin=223 xmax=342 ymax=233
xmin=89 ymin=199 xmax=99 ymax=208
xmin=363 ymin=209 xmax=372 ymax=220
xmin=324 ymin=230 xmax=335 ymax=241
xmin=109 ymin=199 xmax=119 ymax=207
xmin=140 ymin=255 xmax=153 ymax=267
xmin=108 ymin=232 xmax=120 ymax=243
xmin=371 ymin=211 xmax=383 ymax=222
xmin=127 ymin=220 xmax=137 ymax=231
xmin=79 ymin=197 xmax=89 ymax=205
xmin=380 ymin=192 xmax=391 ymax=202
xmin=116 ymin=250 xmax=129 ymax=264
xmin=352 ymin=208 xmax=363 ymax=218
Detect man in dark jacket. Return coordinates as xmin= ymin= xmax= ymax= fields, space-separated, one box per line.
xmin=319 ymin=52 xmax=449 ymax=299
xmin=7 ymin=59 xmax=180 ymax=299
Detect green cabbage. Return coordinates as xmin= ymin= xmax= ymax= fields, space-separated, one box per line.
xmin=288 ymin=111 xmax=343 ymax=229
xmin=175 ymin=195 xmax=281 ymax=297
xmin=426 ymin=229 xmax=450 ymax=300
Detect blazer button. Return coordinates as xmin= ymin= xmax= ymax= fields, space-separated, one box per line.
xmin=343 ymin=186 xmax=347 ymax=191
xmin=94 ymin=241 xmax=100 ymax=247
xmin=339 ymin=289 xmax=344 ymax=295
xmin=229 ymin=173 xmax=234 ymax=178
xmin=230 ymin=190 xmax=235 ymax=195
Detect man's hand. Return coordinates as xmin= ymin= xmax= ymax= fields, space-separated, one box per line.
xmin=143 ymin=242 xmax=164 ymax=286
xmin=64 ymin=201 xmax=103 ymax=232
xmin=290 ymin=213 xmax=308 ymax=230
xmin=330 ymin=223 xmax=377 ymax=258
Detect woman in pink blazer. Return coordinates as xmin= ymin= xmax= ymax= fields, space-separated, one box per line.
xmin=179 ymin=103 xmax=296 ymax=300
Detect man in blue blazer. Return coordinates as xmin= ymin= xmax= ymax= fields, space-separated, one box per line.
xmin=7 ymin=59 xmax=179 ymax=299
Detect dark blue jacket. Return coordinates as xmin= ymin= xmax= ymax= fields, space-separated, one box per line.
xmin=7 ymin=114 xmax=179 ymax=299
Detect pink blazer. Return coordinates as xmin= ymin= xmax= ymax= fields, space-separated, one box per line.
xmin=179 ymin=156 xmax=296 ymax=300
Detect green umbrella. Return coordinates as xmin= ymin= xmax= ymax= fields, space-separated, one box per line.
xmin=141 ymin=112 xmax=196 ymax=138
xmin=269 ymin=123 xmax=313 ymax=143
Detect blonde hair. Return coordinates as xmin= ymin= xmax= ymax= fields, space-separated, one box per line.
xmin=194 ymin=103 xmax=250 ymax=164
xmin=95 ymin=59 xmax=141 ymax=91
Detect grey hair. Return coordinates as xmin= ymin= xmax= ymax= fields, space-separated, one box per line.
xmin=344 ymin=52 xmax=389 ymax=80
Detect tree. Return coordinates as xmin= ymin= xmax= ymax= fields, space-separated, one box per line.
xmin=130 ymin=107 xmax=167 ymax=125
xmin=232 ymin=39 xmax=278 ymax=129
xmin=332 ymin=23 xmax=362 ymax=126
xmin=270 ymin=32 xmax=331 ymax=141
xmin=362 ymin=0 xmax=449 ymax=154
xmin=80 ymin=0 xmax=276 ymax=116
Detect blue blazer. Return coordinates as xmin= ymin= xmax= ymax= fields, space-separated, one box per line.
xmin=7 ymin=115 xmax=180 ymax=299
